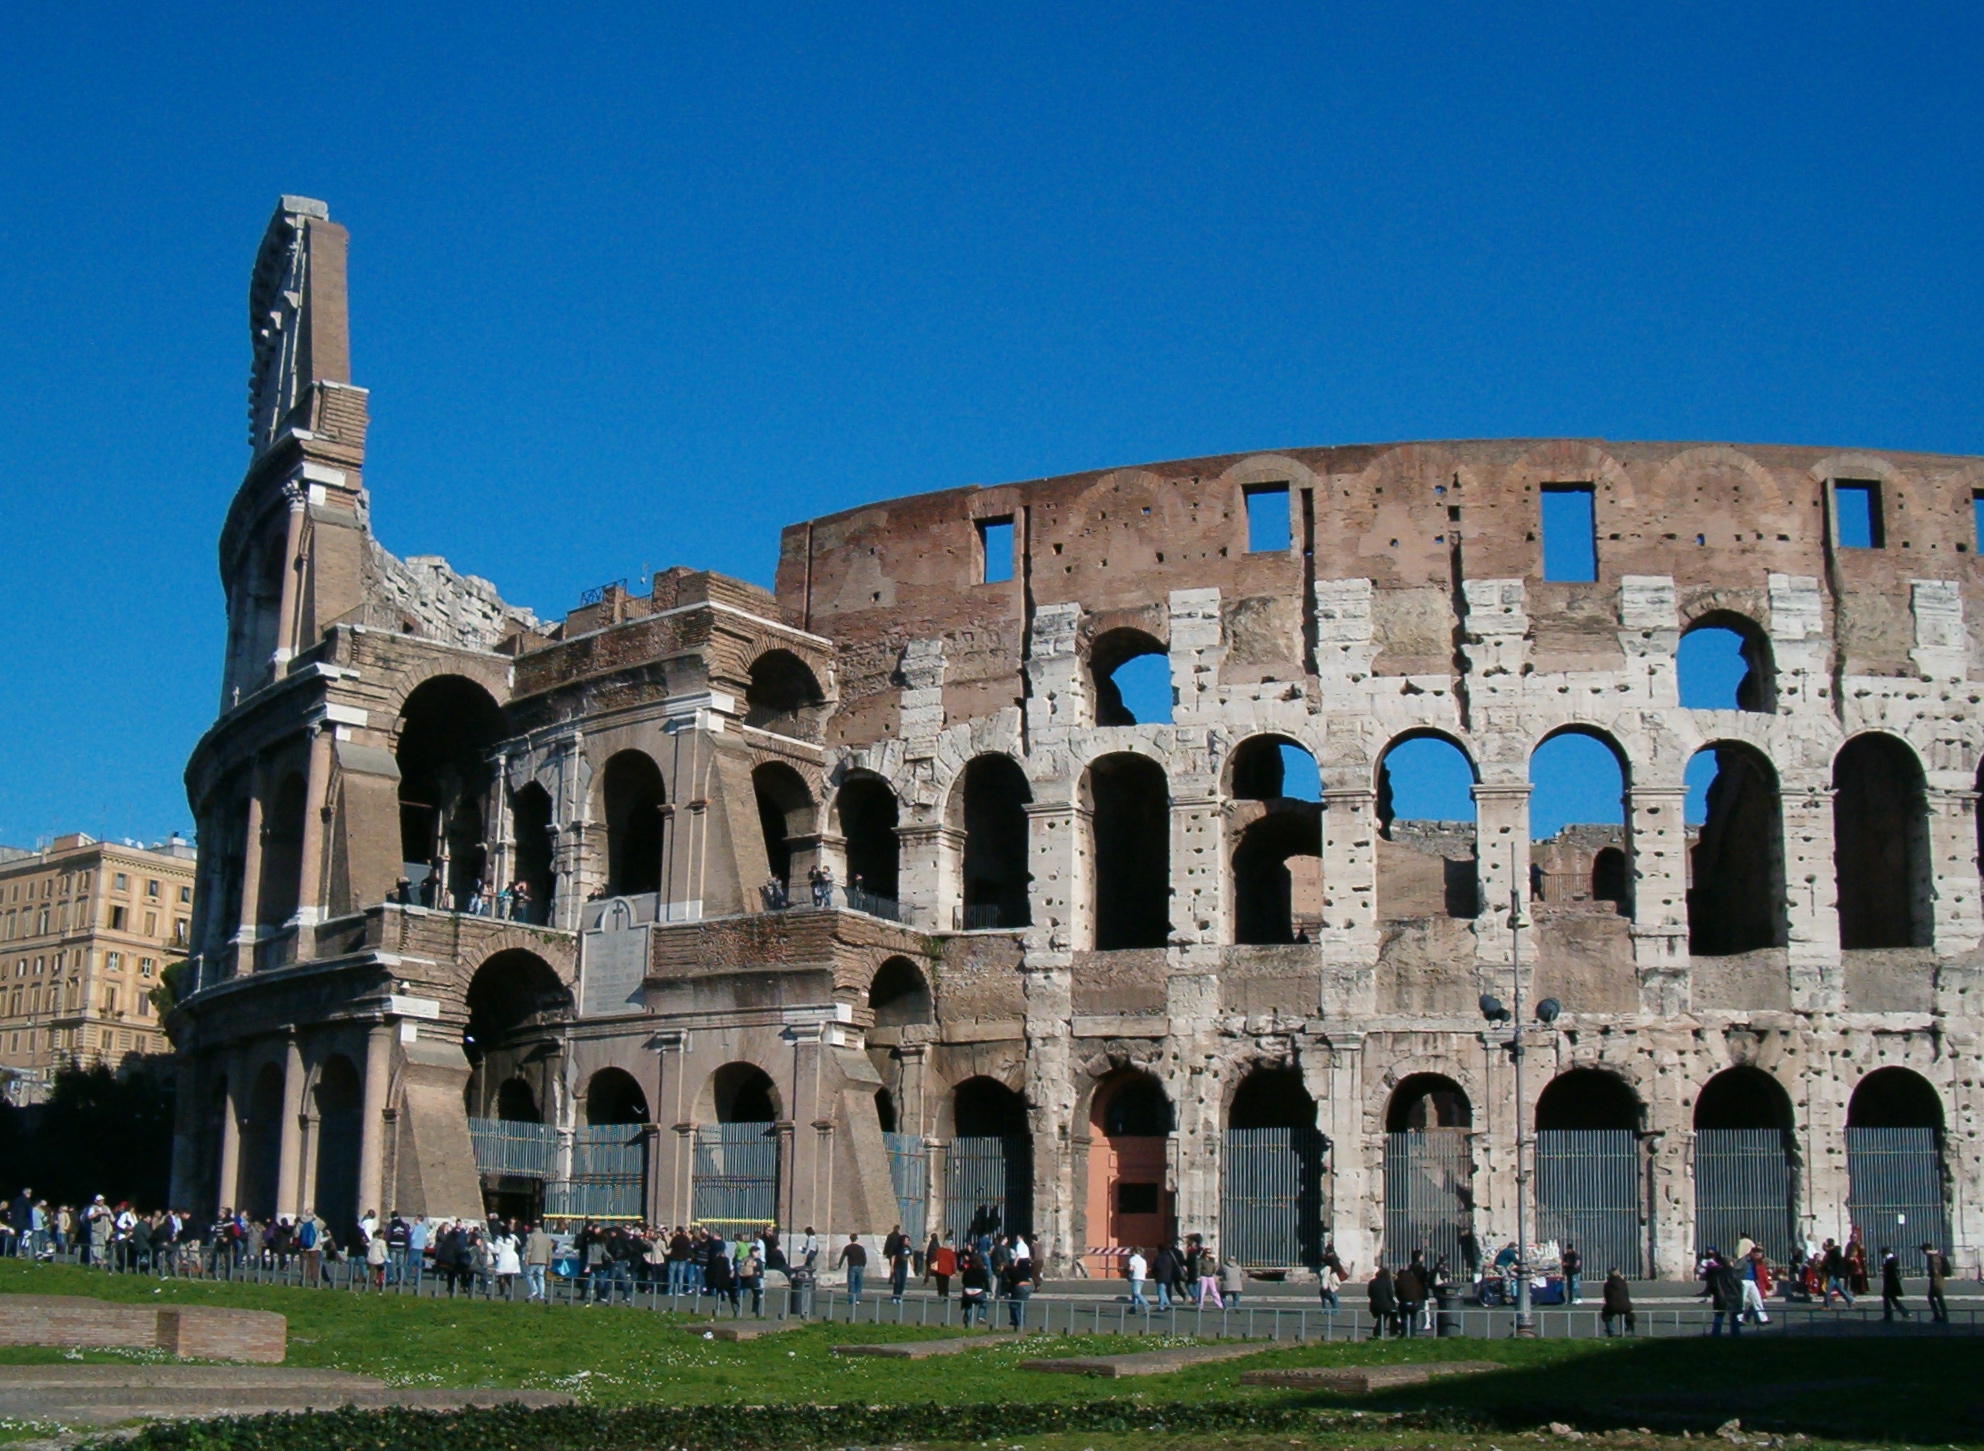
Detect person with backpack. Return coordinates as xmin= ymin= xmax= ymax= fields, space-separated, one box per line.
xmin=1922 ymin=1242 xmax=1951 ymax=1324
xmin=297 ymin=1214 xmax=322 ymax=1286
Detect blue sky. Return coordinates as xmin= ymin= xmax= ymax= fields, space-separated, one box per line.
xmin=2 ymin=1 xmax=1980 ymax=844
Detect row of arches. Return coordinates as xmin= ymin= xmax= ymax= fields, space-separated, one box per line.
xmin=222 ymin=1054 xmax=362 ymax=1242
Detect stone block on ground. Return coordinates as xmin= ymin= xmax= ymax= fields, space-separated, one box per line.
xmin=1238 ymin=1359 xmax=1500 ymax=1391
xmin=1020 ymin=1342 xmax=1272 ymax=1377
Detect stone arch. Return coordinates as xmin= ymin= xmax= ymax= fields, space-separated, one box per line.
xmin=506 ymin=780 xmax=555 ymax=924
xmin=1688 ymin=740 xmax=1788 ymax=955
xmin=464 ymin=949 xmax=572 ymax=1119
xmin=584 ymin=1066 xmax=651 ymax=1125
xmin=832 ymin=770 xmax=900 ymax=905
xmin=745 ymin=648 xmax=826 ymax=733
xmin=394 ymin=674 xmax=505 ymax=908
xmin=1832 ymin=732 xmax=1931 ymax=949
xmin=255 ymin=769 xmax=308 ymax=927
xmin=1679 ymin=609 xmax=1777 ymax=713
xmin=311 ymin=1053 xmax=364 ymax=1232
xmin=1090 ymin=627 xmax=1170 ymax=726
xmin=1221 ymin=1064 xmax=1327 ymax=1269
xmin=494 ymin=1076 xmax=541 ymax=1122
xmin=868 ymin=955 xmax=933 ymax=1027
xmin=1509 ymin=439 xmax=1637 ymax=507
xmin=699 ymin=1060 xmax=781 ymax=1124
xmin=947 ymin=1074 xmax=1033 ymax=1240
xmin=1653 ymin=444 xmax=1788 ymax=513
xmin=752 ymin=761 xmax=815 ymax=896
xmin=1376 ymin=730 xmax=1480 ymax=920
xmin=1693 ymin=1064 xmax=1798 ymax=1257
xmin=1535 ymin=1066 xmax=1643 ymax=1131
xmin=1385 ymin=1072 xmax=1472 ymax=1131
xmin=1083 ymin=1069 xmax=1173 ymax=1268
xmin=946 ymin=753 xmax=1032 ymax=930
xmin=1848 ymin=1066 xmax=1943 ymax=1129
xmin=1081 ymin=751 xmax=1171 ymax=949
xmin=599 ymin=749 xmax=666 ymax=897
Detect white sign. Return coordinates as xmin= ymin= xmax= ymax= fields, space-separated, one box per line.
xmin=582 ymin=898 xmax=649 ymax=1017
xmin=387 ymin=994 xmax=442 ymax=1020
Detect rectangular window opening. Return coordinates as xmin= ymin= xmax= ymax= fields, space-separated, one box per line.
xmin=1116 ymin=1182 xmax=1161 ymax=1215
xmin=1834 ymin=480 xmax=1883 ymax=548
xmin=1971 ymin=491 xmax=1983 ymax=552
xmin=977 ymin=517 xmax=1014 ymax=584
xmin=1244 ymin=483 xmax=1291 ymax=553
xmin=1540 ymin=484 xmax=1597 ymax=582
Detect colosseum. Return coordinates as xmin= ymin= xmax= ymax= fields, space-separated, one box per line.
xmin=167 ymin=196 xmax=1983 ymax=1281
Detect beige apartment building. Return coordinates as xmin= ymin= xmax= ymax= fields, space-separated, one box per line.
xmin=0 ymin=833 xmax=198 ymax=1102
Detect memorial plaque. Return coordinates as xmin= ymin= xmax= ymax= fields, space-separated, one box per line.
xmin=581 ymin=898 xmax=649 ymax=1017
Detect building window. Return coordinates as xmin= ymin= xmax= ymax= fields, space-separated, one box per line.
xmin=1243 ymin=483 xmax=1291 ymax=553
xmin=179 ymin=885 xmax=192 ymax=904
xmin=36 ymin=908 xmax=49 ymax=934
xmin=173 ymin=919 xmax=188 ymax=945
xmin=146 ymin=879 xmax=160 ymax=898
xmin=143 ymin=911 xmax=157 ymax=936
xmin=977 ymin=517 xmax=1015 ymax=584
xmin=1540 ymin=484 xmax=1598 ymax=581
xmin=114 ymin=873 xmax=128 ymax=891
xmin=106 ymin=953 xmax=121 ymax=973
xmin=140 ymin=958 xmax=155 ymax=977
xmin=1833 ymin=479 xmax=1883 ymax=548
xmin=109 ymin=907 xmax=125 ymax=930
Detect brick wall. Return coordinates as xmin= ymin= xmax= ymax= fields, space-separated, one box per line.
xmin=0 ymin=1295 xmax=286 ymax=1364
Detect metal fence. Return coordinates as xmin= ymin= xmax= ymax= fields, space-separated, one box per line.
xmin=1383 ymin=1128 xmax=1471 ymax=1270
xmin=1846 ymin=1126 xmax=1949 ymax=1269
xmin=1695 ymin=1127 xmax=1796 ymax=1258
xmin=546 ymin=1126 xmax=646 ymax=1220
xmin=884 ymin=1132 xmax=929 ymax=1243
xmin=843 ymin=886 xmax=903 ymax=922
xmin=945 ymin=1134 xmax=1031 ymax=1240
xmin=468 ymin=1118 xmax=556 ymax=1178
xmin=691 ymin=1122 xmax=779 ymax=1236
xmin=1221 ymin=1126 xmax=1326 ymax=1269
xmin=1536 ymin=1129 xmax=1643 ymax=1278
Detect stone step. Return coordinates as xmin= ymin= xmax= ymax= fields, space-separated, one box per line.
xmin=0 ymin=1387 xmax=573 ymax=1427
xmin=1020 ymin=1343 xmax=1272 ymax=1377
xmin=0 ymin=1366 xmax=380 ymax=1390
xmin=1240 ymin=1360 xmax=1501 ymax=1392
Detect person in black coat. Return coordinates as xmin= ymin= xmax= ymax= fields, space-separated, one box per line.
xmin=1880 ymin=1247 xmax=1912 ymax=1322
xmin=1601 ymin=1268 xmax=1635 ymax=1336
xmin=1367 ymin=1266 xmax=1399 ymax=1338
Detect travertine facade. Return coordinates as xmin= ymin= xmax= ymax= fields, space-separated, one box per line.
xmin=170 ymin=198 xmax=1983 ymax=1278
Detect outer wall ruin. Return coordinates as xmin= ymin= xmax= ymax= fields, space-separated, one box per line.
xmin=169 ymin=197 xmax=1984 ymax=1279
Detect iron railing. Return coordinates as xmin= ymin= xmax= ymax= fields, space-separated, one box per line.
xmin=1221 ymin=1126 xmax=1327 ymax=1269
xmin=1536 ymin=1129 xmax=1644 ymax=1278
xmin=1846 ymin=1126 xmax=1950 ymax=1269
xmin=946 ymin=1135 xmax=1031 ymax=1241
xmin=1695 ymin=1128 xmax=1796 ymax=1259
xmin=691 ymin=1123 xmax=779 ymax=1236
xmin=843 ymin=886 xmax=903 ymax=922
xmin=1383 ymin=1128 xmax=1471 ymax=1270
xmin=884 ymin=1132 xmax=929 ymax=1243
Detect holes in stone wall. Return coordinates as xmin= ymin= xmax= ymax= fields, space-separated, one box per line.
xmin=1678 ymin=614 xmax=1774 ymax=711
xmin=1085 ymin=752 xmax=1170 ymax=949
xmin=1091 ymin=628 xmax=1170 ymax=726
xmin=1833 ymin=733 xmax=1929 ymax=949
xmin=1685 ymin=742 xmax=1786 ymax=955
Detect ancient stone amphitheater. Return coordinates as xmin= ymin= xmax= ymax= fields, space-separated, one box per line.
xmin=169 ymin=197 xmax=1982 ymax=1280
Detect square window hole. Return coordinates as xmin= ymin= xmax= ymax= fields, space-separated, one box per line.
xmin=1244 ymin=483 xmax=1290 ymax=553
xmin=977 ymin=517 xmax=1014 ymax=582
xmin=1540 ymin=484 xmax=1597 ymax=581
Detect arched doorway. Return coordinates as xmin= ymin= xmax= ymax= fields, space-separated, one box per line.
xmin=1084 ymin=753 xmax=1170 ymax=949
xmin=692 ymin=1064 xmax=780 ymax=1239
xmin=1535 ymin=1069 xmax=1644 ymax=1276
xmin=1686 ymin=742 xmax=1787 ymax=955
xmin=463 ymin=951 xmax=572 ymax=1221
xmin=836 ymin=775 xmax=900 ymax=912
xmin=600 ymin=751 xmax=665 ymax=898
xmin=1083 ymin=1072 xmax=1173 ymax=1273
xmin=752 ymin=762 xmax=813 ymax=900
xmin=1693 ymin=1066 xmax=1797 ymax=1260
xmin=1382 ymin=1074 xmax=1473 ymax=1271
xmin=311 ymin=1055 xmax=363 ymax=1240
xmin=237 ymin=1063 xmax=284 ymax=1221
xmin=556 ymin=1067 xmax=649 ymax=1223
xmin=255 ymin=772 xmax=307 ymax=928
xmin=1090 ymin=628 xmax=1170 ymax=726
xmin=1846 ymin=1067 xmax=1948 ymax=1268
xmin=395 ymin=675 xmax=504 ymax=909
xmin=955 ymin=754 xmax=1032 ymax=929
xmin=1221 ymin=1068 xmax=1325 ymax=1269
xmin=946 ymin=1076 xmax=1032 ymax=1242
xmin=507 ymin=782 xmax=555 ymax=924
xmin=745 ymin=650 xmax=824 ymax=733
xmin=1833 ymin=734 xmax=1930 ymax=949
xmin=1376 ymin=733 xmax=1479 ymax=919
xmin=868 ymin=957 xmax=933 ymax=1027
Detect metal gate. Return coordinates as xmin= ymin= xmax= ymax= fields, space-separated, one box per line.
xmin=1382 ymin=1128 xmax=1471 ymax=1271
xmin=692 ymin=1123 xmax=779 ymax=1236
xmin=1221 ymin=1126 xmax=1326 ymax=1269
xmin=546 ymin=1125 xmax=646 ymax=1221
xmin=1694 ymin=1128 xmax=1795 ymax=1258
xmin=884 ymin=1132 xmax=928 ymax=1243
xmin=1846 ymin=1126 xmax=1948 ymax=1269
xmin=1536 ymin=1129 xmax=1642 ymax=1277
xmin=945 ymin=1134 xmax=1031 ymax=1240
xmin=469 ymin=1118 xmax=557 ymax=1179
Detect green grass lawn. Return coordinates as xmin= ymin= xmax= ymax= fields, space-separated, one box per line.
xmin=3 ymin=1262 xmax=1980 ymax=1447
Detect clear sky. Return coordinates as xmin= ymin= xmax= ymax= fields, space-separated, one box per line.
xmin=2 ymin=1 xmax=1980 ymax=845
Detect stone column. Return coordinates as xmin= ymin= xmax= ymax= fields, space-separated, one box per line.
xmin=271 ymin=483 xmax=308 ymax=668
xmin=652 ymin=1030 xmax=690 ymax=1225
xmin=1022 ymin=962 xmax=1076 ymax=1271
xmin=1165 ymin=964 xmax=1222 ymax=1238
xmin=168 ymin=1055 xmax=204 ymax=1214
xmin=215 ymin=1049 xmax=247 ymax=1212
xmin=1645 ymin=1129 xmax=1692 ymax=1280
xmin=1025 ymin=797 xmax=1083 ymax=953
xmin=356 ymin=1022 xmax=393 ymax=1218
xmin=1926 ymin=787 xmax=1983 ymax=956
xmin=1472 ymin=782 xmax=1531 ymax=962
xmin=294 ymin=725 xmax=335 ymax=928
xmin=1170 ymin=790 xmax=1223 ymax=946
xmin=783 ymin=1024 xmax=831 ymax=1234
xmin=275 ymin=1033 xmax=306 ymax=1218
xmin=486 ymin=754 xmax=513 ymax=910
xmin=1626 ymin=786 xmax=1692 ymax=1011
xmin=895 ymin=1043 xmax=931 ymax=1137
xmin=1319 ymin=1037 xmax=1374 ymax=1271
xmin=235 ymin=758 xmax=268 ymax=950
xmin=1319 ymin=783 xmax=1379 ymax=1010
xmin=1781 ymin=776 xmax=1842 ymax=1010
xmin=896 ymin=823 xmax=961 ymax=932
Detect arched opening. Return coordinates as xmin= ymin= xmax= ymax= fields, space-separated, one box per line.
xmin=1693 ymin=1066 xmax=1797 ymax=1258
xmin=255 ymin=771 xmax=308 ymax=927
xmin=876 ymin=1087 xmax=899 ymax=1135
xmin=238 ymin=1062 xmax=284 ymax=1221
xmin=868 ymin=956 xmax=933 ymax=1027
xmin=1529 ymin=728 xmax=1628 ymax=914
xmin=693 ymin=1063 xmax=781 ymax=1239
xmin=1222 ymin=1068 xmax=1325 ymax=1268
xmin=464 ymin=950 xmax=571 ymax=1118
xmin=394 ymin=676 xmax=504 ymax=909
xmin=1084 ymin=1071 xmax=1173 ymax=1271
xmin=1846 ymin=1067 xmax=1949 ymax=1265
xmin=1535 ymin=1068 xmax=1644 ymax=1275
xmin=1590 ymin=847 xmax=1628 ymax=908
xmin=1091 ymin=628 xmax=1170 ymax=726
xmin=744 ymin=649 xmax=824 ymax=732
xmin=947 ymin=1076 xmax=1032 ymax=1241
xmin=1085 ymin=753 xmax=1170 ymax=949
xmin=584 ymin=1067 xmax=650 ymax=1125
xmin=1686 ymin=742 xmax=1787 ymax=954
xmin=311 ymin=1055 xmax=363 ymax=1238
xmin=956 ymin=754 xmax=1032 ymax=929
xmin=752 ymin=762 xmax=814 ymax=898
xmin=1678 ymin=614 xmax=1775 ymax=712
xmin=836 ymin=775 xmax=900 ymax=908
xmin=1382 ymin=1074 xmax=1473 ymax=1269
xmin=507 ymin=782 xmax=555 ymax=924
xmin=1376 ymin=734 xmax=1478 ymax=919
xmin=1834 ymin=734 xmax=1930 ymax=949
xmin=600 ymin=750 xmax=666 ymax=898
xmin=494 ymin=1076 xmax=541 ymax=1122
xmin=1230 ymin=737 xmax=1323 ymax=945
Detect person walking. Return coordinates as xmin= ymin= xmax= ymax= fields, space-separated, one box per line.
xmin=366 ymin=1226 xmax=390 ymax=1290
xmin=1151 ymin=1240 xmax=1179 ymax=1312
xmin=1218 ymin=1255 xmax=1246 ymax=1309
xmin=837 ymin=1234 xmax=868 ymax=1307
xmin=491 ymin=1224 xmax=522 ymax=1300
xmin=525 ymin=1222 xmax=554 ymax=1302
xmin=928 ymin=1235 xmax=956 ymax=1300
xmin=1560 ymin=1242 xmax=1583 ymax=1305
xmin=1126 ymin=1247 xmax=1150 ymax=1312
xmin=885 ymin=1224 xmax=911 ymax=1303
xmin=1600 ymin=1268 xmax=1635 ymax=1337
xmin=1193 ymin=1239 xmax=1224 ymax=1309
xmin=1741 ymin=1245 xmax=1772 ymax=1327
xmin=1367 ymin=1265 xmax=1398 ymax=1339
xmin=1706 ymin=1250 xmax=1744 ymax=1337
xmin=959 ymin=1248 xmax=991 ymax=1326
xmin=1001 ymin=1250 xmax=1033 ymax=1329
xmin=739 ymin=1243 xmax=765 ymax=1316
xmin=1922 ymin=1242 xmax=1951 ymax=1324
xmin=1318 ymin=1242 xmax=1349 ymax=1310
xmin=1820 ymin=1237 xmax=1853 ymax=1307
xmin=1879 ymin=1246 xmax=1911 ymax=1322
